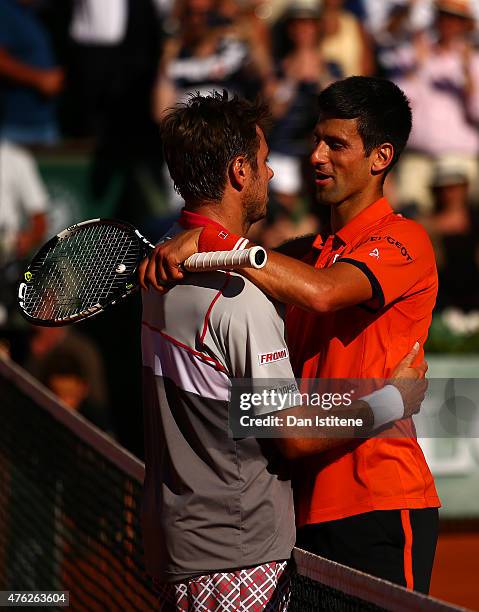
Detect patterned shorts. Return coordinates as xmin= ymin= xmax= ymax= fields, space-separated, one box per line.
xmin=153 ymin=560 xmax=291 ymax=611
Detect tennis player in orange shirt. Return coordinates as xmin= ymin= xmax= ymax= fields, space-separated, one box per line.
xmin=139 ymin=77 xmax=440 ymax=594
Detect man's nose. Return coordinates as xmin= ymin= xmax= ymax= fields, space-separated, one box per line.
xmin=311 ymin=141 xmax=328 ymax=165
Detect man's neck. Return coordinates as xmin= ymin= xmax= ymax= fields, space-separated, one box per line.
xmin=185 ymin=201 xmax=249 ymax=235
xmin=330 ymin=188 xmax=384 ymax=234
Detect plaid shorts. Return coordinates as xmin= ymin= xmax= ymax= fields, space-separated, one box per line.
xmin=153 ymin=560 xmax=291 ymax=611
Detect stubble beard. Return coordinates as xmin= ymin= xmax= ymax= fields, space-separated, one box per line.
xmin=243 ymin=182 xmax=267 ymax=228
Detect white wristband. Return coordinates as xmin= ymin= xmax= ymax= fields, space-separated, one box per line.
xmin=360 ymin=385 xmax=404 ymax=430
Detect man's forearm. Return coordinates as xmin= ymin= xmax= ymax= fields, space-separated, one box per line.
xmin=0 ymin=49 xmax=41 ymax=88
xmin=242 ymin=251 xmax=372 ymax=313
xmin=277 ymin=399 xmax=374 ymax=459
xmin=197 ymin=221 xmax=371 ymax=312
xmin=243 ymin=251 xmax=333 ymax=311
xmin=277 ymin=384 xmax=406 ymax=459
xmin=139 ymin=226 xmax=372 ymax=310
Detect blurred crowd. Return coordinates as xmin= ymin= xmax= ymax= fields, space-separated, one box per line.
xmin=1 ymin=0 xmax=479 ymax=454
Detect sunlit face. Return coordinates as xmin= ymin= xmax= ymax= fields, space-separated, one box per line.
xmin=287 ymin=18 xmax=320 ymax=46
xmin=48 ymin=374 xmax=89 ymax=411
xmin=243 ymin=126 xmax=274 ymax=224
xmin=310 ymin=118 xmax=373 ymax=206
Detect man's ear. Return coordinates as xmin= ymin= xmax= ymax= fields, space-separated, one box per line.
xmin=371 ymin=143 xmax=394 ymax=175
xmin=229 ymin=155 xmax=248 ymax=191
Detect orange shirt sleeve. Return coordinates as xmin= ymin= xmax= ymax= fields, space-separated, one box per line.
xmin=338 ymin=219 xmax=437 ymax=310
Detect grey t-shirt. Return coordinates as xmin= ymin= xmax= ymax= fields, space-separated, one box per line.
xmin=141 ymin=227 xmax=297 ymax=582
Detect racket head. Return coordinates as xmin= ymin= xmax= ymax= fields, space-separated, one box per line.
xmin=18 ymin=219 xmax=152 ymax=326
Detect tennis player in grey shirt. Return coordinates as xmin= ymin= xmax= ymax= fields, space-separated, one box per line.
xmin=140 ymin=92 xmax=427 ymax=611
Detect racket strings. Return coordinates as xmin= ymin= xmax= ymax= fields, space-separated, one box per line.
xmin=23 ymin=224 xmax=141 ymax=321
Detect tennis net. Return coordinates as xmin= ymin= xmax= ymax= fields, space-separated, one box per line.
xmin=0 ymin=357 xmax=464 ymax=611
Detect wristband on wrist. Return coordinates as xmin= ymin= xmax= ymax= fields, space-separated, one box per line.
xmin=198 ymin=226 xmax=249 ymax=253
xmin=360 ymin=384 xmax=404 ymax=430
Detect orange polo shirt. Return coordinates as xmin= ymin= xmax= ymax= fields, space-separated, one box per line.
xmin=286 ymin=197 xmax=441 ymax=526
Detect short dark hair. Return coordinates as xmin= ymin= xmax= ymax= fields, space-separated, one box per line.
xmin=160 ymin=91 xmax=270 ymax=202
xmin=317 ymin=76 xmax=412 ymax=172
xmin=39 ymin=351 xmax=87 ymax=386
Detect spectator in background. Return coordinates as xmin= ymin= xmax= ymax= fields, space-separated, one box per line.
xmin=0 ymin=0 xmax=63 ymax=145
xmin=374 ymin=2 xmax=428 ymax=80
xmin=421 ymin=157 xmax=479 ymax=310
xmin=38 ymin=350 xmax=114 ymax=435
xmin=68 ymin=0 xmax=158 ymax=142
xmin=219 ymin=0 xmax=274 ymax=91
xmin=153 ymin=0 xmax=269 ymax=211
xmin=0 ymin=141 xmax=48 ymax=263
xmin=364 ymin=0 xmax=435 ymax=39
xmin=67 ymin=0 xmax=160 ymax=147
xmin=266 ymin=4 xmax=331 ymax=205
xmin=65 ymin=0 xmax=162 ymax=230
xmin=253 ymin=2 xmax=327 ymax=247
xmin=67 ymin=0 xmax=130 ymax=138
xmin=25 ymin=326 xmax=109 ymax=416
xmin=0 ymin=141 xmax=48 ymax=332
xmin=319 ymin=0 xmax=375 ymax=77
xmin=365 ymin=0 xmax=479 ymax=36
xmin=153 ymin=0 xmax=264 ymax=117
xmin=395 ymin=0 xmax=479 ymax=212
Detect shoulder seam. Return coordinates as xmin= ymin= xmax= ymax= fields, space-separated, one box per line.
xmin=199 ymin=272 xmax=232 ymax=344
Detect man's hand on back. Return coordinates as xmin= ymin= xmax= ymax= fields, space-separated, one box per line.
xmin=390 ymin=343 xmax=428 ymax=419
xmin=138 ymin=228 xmax=201 ymax=291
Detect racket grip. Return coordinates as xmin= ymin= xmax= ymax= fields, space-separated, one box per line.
xmin=183 ymin=247 xmax=267 ymax=272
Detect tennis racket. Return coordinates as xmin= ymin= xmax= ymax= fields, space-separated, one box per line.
xmin=17 ymin=219 xmax=267 ymax=327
